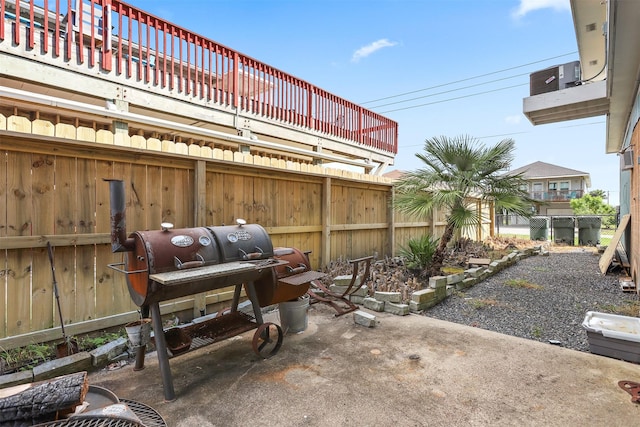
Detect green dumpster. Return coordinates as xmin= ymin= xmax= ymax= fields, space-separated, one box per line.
xmin=529 ymin=216 xmax=549 ymax=241
xmin=552 ymin=216 xmax=575 ymax=245
xmin=577 ymin=216 xmax=601 ymax=246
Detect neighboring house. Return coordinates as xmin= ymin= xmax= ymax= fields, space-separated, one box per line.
xmin=523 ymin=1 xmax=640 ymax=284
xmin=508 ymin=161 xmax=591 ymax=215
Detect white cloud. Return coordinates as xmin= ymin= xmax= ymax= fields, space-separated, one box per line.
xmin=351 ymin=39 xmax=397 ymax=63
xmin=505 ymin=115 xmax=522 ymax=125
xmin=512 ymin=0 xmax=570 ymax=19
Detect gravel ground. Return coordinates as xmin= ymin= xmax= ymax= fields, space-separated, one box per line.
xmin=423 ymin=249 xmax=639 ymax=352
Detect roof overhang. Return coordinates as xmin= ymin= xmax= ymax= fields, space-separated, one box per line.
xmin=603 ymin=0 xmax=640 ymax=153
xmin=523 ymin=0 xmax=640 ymax=154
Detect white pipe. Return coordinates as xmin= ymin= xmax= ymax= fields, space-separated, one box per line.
xmin=0 ymin=85 xmax=372 ymax=170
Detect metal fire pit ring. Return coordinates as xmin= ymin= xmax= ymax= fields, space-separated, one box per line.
xmin=35 ymin=417 xmax=144 ymax=426
xmin=119 ymin=399 xmax=167 ymax=427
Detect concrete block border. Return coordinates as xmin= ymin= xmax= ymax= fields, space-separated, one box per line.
xmin=348 ymin=246 xmax=542 ymax=316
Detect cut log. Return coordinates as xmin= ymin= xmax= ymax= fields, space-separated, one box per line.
xmin=0 ymin=371 xmax=89 ymax=422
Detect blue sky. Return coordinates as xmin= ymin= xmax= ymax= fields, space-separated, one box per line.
xmin=131 ymin=0 xmax=618 ymax=204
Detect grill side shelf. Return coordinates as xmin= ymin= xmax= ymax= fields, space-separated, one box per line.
xmin=149 ymin=261 xmax=257 ymax=286
xmin=148 ymin=260 xmax=288 ymax=286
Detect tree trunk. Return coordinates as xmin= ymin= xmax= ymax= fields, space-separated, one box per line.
xmin=426 ymin=221 xmax=456 ymax=278
xmin=0 ymin=371 xmax=89 ymax=423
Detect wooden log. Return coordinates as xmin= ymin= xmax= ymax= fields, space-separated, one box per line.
xmin=0 ymin=371 xmax=89 ymax=422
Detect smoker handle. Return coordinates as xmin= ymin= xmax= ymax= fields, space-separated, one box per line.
xmin=239 ymin=247 xmax=265 ymax=260
xmin=107 ymin=262 xmax=148 ymax=275
xmin=274 ymin=248 xmax=295 ymax=257
xmin=174 ymin=254 xmax=205 ymax=270
xmin=286 ymin=264 xmax=306 ymax=274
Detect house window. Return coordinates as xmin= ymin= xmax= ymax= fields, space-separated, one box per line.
xmin=559 ymin=181 xmax=570 ymax=191
xmin=548 ymin=182 xmax=558 ymax=191
xmin=532 ymin=182 xmax=543 ymax=191
xmin=519 ymin=183 xmax=528 ymax=191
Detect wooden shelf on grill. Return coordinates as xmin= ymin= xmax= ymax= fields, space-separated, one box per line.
xmin=149 ymin=261 xmax=257 ymax=286
xmin=279 ymin=270 xmax=326 ymax=286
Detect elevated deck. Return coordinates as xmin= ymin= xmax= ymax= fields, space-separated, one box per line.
xmin=0 ymin=0 xmax=397 ymax=173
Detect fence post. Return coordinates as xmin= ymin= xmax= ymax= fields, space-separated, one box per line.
xmin=321 ymin=176 xmax=331 ymax=267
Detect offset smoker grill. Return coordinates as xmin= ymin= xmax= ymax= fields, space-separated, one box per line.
xmin=105 ymin=180 xmax=324 ymax=401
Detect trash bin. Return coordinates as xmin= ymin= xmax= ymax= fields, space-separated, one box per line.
xmin=529 ymin=216 xmax=549 ymax=241
xmin=577 ymin=216 xmax=601 ymax=246
xmin=552 ymin=216 xmax=575 ymax=245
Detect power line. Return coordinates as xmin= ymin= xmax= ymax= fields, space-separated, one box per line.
xmin=369 ymin=72 xmax=531 ymax=109
xmin=360 ymin=51 xmax=577 ymax=105
xmin=379 ymin=83 xmax=528 ymax=114
xmin=398 ymin=121 xmax=606 ymax=149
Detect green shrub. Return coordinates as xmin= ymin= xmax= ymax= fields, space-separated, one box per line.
xmin=399 ymin=235 xmax=439 ymax=271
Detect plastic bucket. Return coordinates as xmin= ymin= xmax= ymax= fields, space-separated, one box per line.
xmin=278 ymin=294 xmax=310 ymax=334
xmin=125 ymin=318 xmax=152 ymax=347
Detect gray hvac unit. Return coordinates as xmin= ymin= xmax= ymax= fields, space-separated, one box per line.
xmin=530 ymin=61 xmax=581 ymax=96
xmin=621 ymin=149 xmax=635 ymax=170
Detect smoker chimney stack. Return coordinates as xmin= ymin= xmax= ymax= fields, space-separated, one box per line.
xmin=104 ymin=179 xmax=134 ymax=252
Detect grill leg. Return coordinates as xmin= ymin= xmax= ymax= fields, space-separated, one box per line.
xmin=244 ymin=281 xmax=264 ymax=325
xmin=134 ymin=305 xmax=150 ymax=371
xmin=151 ymin=302 xmax=175 ymax=401
xmin=231 ymin=283 xmax=242 ymax=312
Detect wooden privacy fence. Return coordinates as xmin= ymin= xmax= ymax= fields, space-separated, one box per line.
xmin=0 ymin=123 xmax=454 ymax=348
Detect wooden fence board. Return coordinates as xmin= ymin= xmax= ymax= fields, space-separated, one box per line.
xmin=95 ymin=245 xmax=116 ymax=318
xmin=77 ymin=159 xmax=96 ymax=234
xmin=0 ymin=252 xmax=5 ymax=336
xmin=147 ymin=166 xmax=163 ymax=229
xmin=229 ymin=175 xmax=244 ymax=223
xmin=162 ymin=168 xmax=178 ymax=227
xmin=32 ymin=246 xmax=54 ymax=332
xmin=240 ymin=176 xmax=253 ymax=222
xmin=6 ymin=249 xmax=31 ymax=336
xmin=54 ymin=246 xmax=76 ymax=324
xmin=95 ymin=161 xmax=113 ymax=234
xmin=261 ymin=177 xmax=277 ymax=227
xmin=129 ymin=164 xmax=147 ymax=232
xmin=289 ymin=178 xmax=301 ymax=234
xmin=31 ymin=154 xmax=55 ymax=235
xmin=5 ymin=153 xmax=32 ymax=336
xmin=6 ymin=152 xmax=32 ymax=237
xmin=182 ymin=168 xmax=194 ymax=227
xmin=76 ymin=245 xmax=96 ymax=322
xmin=0 ymin=147 xmax=6 ymax=238
xmin=54 ymin=157 xmax=76 ymax=235
xmin=207 ymin=171 xmax=225 ymax=225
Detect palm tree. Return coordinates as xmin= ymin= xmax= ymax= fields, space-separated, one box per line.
xmin=394 ymin=135 xmax=533 ymax=277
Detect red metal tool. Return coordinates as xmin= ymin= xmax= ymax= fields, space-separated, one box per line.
xmin=618 ymin=380 xmax=640 ymax=403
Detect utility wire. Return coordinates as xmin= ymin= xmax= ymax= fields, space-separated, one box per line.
xmin=361 ymin=51 xmax=577 ymax=105
xmin=380 ymin=83 xmax=528 ymax=114
xmin=398 ymin=120 xmax=605 ymax=148
xmin=370 ymin=72 xmax=531 ymax=109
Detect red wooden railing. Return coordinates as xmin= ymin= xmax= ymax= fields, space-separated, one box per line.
xmin=1 ymin=0 xmax=398 ymax=155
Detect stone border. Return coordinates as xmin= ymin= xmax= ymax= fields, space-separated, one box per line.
xmin=348 ymin=246 xmax=545 ymax=316
xmin=0 ymin=338 xmax=131 ymax=388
